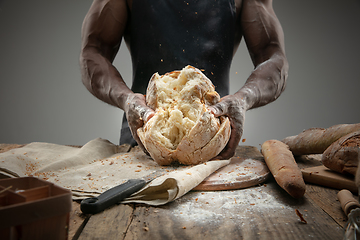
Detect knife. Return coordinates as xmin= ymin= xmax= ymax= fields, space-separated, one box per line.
xmin=80 ymin=170 xmax=167 ymax=214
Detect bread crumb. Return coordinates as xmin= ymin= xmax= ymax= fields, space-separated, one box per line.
xmin=295 ymin=209 xmax=307 ymax=224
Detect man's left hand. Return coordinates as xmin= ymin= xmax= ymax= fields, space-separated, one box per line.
xmin=208 ymin=94 xmax=246 ymax=160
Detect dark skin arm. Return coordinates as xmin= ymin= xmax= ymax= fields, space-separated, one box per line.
xmin=209 ymin=0 xmax=288 ymax=159
xmin=80 ymin=0 xmax=154 ymax=152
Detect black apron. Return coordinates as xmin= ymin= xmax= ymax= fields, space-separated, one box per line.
xmin=120 ymin=0 xmax=237 ymax=146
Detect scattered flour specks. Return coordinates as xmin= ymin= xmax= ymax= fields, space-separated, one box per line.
xmin=170 ymin=185 xmax=291 ymax=223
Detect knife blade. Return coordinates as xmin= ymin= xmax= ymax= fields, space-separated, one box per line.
xmin=80 ymin=170 xmax=168 ymax=214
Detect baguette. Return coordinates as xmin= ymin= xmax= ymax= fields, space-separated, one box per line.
xmin=261 ymin=140 xmax=306 ymax=198
xmin=282 ymin=123 xmax=360 ymax=155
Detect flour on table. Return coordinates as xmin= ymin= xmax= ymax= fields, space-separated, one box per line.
xmin=170 ymin=184 xmax=291 ymax=223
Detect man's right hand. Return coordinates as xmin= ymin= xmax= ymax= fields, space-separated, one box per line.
xmin=124 ymin=93 xmax=155 ymax=153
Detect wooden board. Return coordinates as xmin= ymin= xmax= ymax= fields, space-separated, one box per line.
xmin=127 ymin=145 xmax=270 ymax=191
xmin=194 ymin=146 xmax=270 ymax=191
xmin=302 ymin=165 xmax=357 ymax=193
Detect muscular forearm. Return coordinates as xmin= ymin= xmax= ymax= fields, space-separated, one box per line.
xmin=235 ymin=53 xmax=288 ymax=110
xmin=80 ymin=0 xmax=133 ymax=111
xmin=236 ymin=0 xmax=289 ymax=111
xmin=80 ymin=47 xmax=133 ymax=110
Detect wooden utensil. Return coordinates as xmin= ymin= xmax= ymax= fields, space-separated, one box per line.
xmin=337 ymin=189 xmax=360 ymax=239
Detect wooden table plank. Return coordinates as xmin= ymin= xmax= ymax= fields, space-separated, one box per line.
xmin=77 ymin=204 xmax=134 ymax=240
xmin=305 ymin=184 xmax=348 ymax=227
xmin=117 ymin=182 xmax=343 ymax=240
xmin=68 ymin=201 xmax=90 ymax=240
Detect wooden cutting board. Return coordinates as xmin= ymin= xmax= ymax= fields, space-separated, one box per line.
xmin=194 ymin=146 xmax=270 ymax=191
xmin=301 ymin=165 xmax=357 ymax=193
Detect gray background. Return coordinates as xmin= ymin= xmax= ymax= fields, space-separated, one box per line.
xmin=1 ymin=0 xmax=359 ymax=148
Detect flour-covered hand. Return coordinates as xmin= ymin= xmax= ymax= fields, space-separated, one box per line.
xmin=208 ymin=95 xmax=246 ymax=160
xmin=124 ymin=93 xmax=155 ymax=153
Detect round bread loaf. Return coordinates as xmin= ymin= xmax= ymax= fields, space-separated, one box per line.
xmin=321 ymin=131 xmax=360 ymax=175
xmin=137 ymin=65 xmax=231 ymax=165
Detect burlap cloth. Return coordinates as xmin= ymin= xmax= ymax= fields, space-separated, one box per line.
xmin=0 ymin=138 xmax=230 ymax=205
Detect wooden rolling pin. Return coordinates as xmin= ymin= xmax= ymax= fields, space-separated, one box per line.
xmin=337 ymin=189 xmax=360 ymax=216
xmin=337 ymin=189 xmax=360 ymax=239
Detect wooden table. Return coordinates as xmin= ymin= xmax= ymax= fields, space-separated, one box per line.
xmin=0 ymin=144 xmax=349 ymax=240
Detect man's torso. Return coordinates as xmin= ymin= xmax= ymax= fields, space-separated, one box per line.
xmin=120 ymin=0 xmax=244 ymax=145
xmin=123 ymin=0 xmax=244 ymax=97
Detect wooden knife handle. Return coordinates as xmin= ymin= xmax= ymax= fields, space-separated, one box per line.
xmin=337 ymin=189 xmax=360 ymax=216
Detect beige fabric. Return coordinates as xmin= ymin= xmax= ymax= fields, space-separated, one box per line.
xmin=0 ymin=138 xmax=229 ymax=205
xmin=122 ymin=159 xmax=230 ymax=205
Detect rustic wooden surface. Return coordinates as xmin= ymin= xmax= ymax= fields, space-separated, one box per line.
xmin=76 ymin=181 xmax=344 ymax=240
xmin=0 ymin=144 xmax=351 ymax=240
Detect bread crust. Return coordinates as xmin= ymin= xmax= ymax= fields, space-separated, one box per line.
xmin=137 ymin=66 xmax=231 ymax=165
xmin=282 ymin=124 xmax=360 ymax=155
xmin=261 ymin=140 xmax=306 ymax=198
xmin=321 ymin=131 xmax=360 ymax=175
